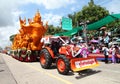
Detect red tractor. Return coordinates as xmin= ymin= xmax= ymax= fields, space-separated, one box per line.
xmin=39 ymin=36 xmax=99 ymax=75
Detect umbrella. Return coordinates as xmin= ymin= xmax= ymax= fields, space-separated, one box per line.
xmin=100 ymin=26 xmax=106 ymax=30
xmin=109 ymin=41 xmax=120 ymax=46
xmin=113 ymin=37 xmax=119 ymax=40
xmin=90 ymin=39 xmax=99 ymax=43
xmin=116 ymin=39 xmax=120 ymax=42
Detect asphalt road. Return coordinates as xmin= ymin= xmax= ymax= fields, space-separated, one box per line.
xmin=0 ymin=53 xmax=120 ymax=84
xmin=0 ymin=53 xmax=17 ymax=84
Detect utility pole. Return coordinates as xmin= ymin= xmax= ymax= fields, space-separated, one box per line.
xmin=80 ymin=20 xmax=89 ymax=44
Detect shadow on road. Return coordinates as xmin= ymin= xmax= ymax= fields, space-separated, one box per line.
xmin=75 ymin=69 xmax=101 ymax=79
xmin=0 ymin=70 xmax=4 ymax=72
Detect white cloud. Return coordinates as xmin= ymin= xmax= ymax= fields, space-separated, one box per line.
xmin=0 ymin=0 xmax=76 ymax=26
xmin=104 ymin=0 xmax=120 ymax=14
xmin=98 ymin=0 xmax=120 ymax=14
xmin=23 ymin=0 xmax=76 ymax=9
xmin=0 ymin=0 xmax=25 ymax=48
xmin=0 ymin=0 xmax=28 ymax=48
xmin=43 ymin=13 xmax=62 ymax=26
xmin=0 ymin=0 xmax=74 ymax=48
xmin=42 ymin=0 xmax=75 ymax=9
xmin=0 ymin=22 xmax=19 ymax=48
xmin=71 ymin=7 xmax=76 ymax=12
xmin=0 ymin=0 xmax=24 ymax=27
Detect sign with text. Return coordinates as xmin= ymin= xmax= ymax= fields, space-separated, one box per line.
xmin=70 ymin=57 xmax=99 ymax=72
xmin=62 ymin=17 xmax=72 ymax=30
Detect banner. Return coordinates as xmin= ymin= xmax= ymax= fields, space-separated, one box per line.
xmin=62 ymin=17 xmax=72 ymax=30
xmin=70 ymin=57 xmax=99 ymax=72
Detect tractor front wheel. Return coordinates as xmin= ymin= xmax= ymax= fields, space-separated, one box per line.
xmin=39 ymin=48 xmax=52 ymax=69
xmin=56 ymin=55 xmax=70 ymax=75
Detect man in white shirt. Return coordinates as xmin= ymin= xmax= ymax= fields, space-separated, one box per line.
xmin=102 ymin=45 xmax=109 ymax=63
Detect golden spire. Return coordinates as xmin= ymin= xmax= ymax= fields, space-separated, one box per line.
xmin=35 ymin=9 xmax=41 ymax=18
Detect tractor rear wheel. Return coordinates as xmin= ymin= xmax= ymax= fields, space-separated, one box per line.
xmin=39 ymin=48 xmax=52 ymax=69
xmin=56 ymin=55 xmax=70 ymax=75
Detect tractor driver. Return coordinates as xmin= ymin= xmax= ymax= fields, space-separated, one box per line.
xmin=41 ymin=36 xmax=50 ymax=47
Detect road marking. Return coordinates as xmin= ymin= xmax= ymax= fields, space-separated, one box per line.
xmin=24 ymin=63 xmax=73 ymax=84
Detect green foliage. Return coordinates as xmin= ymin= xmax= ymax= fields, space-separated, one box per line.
xmin=107 ymin=20 xmax=120 ymax=37
xmin=68 ymin=12 xmax=77 ymax=28
xmin=46 ymin=25 xmax=65 ymax=35
xmin=75 ymin=0 xmax=109 ymax=25
xmin=9 ymin=34 xmax=16 ymax=42
xmin=68 ymin=0 xmax=109 ymax=27
xmin=66 ymin=0 xmax=110 ymax=37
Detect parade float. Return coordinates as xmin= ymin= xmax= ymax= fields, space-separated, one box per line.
xmin=11 ymin=11 xmax=99 ymax=75
xmin=11 ymin=11 xmax=48 ymax=62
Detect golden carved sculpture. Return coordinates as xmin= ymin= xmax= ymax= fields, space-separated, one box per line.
xmin=12 ymin=11 xmax=48 ymax=50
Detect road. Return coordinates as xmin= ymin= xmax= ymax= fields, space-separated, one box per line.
xmin=0 ymin=53 xmax=120 ymax=84
xmin=0 ymin=53 xmax=17 ymax=84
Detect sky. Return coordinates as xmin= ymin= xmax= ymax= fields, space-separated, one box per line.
xmin=0 ymin=0 xmax=120 ymax=48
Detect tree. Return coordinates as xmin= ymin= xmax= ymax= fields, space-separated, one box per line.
xmin=68 ymin=12 xmax=77 ymax=28
xmin=76 ymin=0 xmax=109 ymax=25
xmin=107 ymin=20 xmax=120 ymax=37
xmin=46 ymin=25 xmax=64 ymax=35
xmin=67 ymin=0 xmax=110 ymax=38
xmin=9 ymin=34 xmax=16 ymax=42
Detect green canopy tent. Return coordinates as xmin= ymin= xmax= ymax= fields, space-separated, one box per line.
xmin=56 ymin=13 xmax=120 ymax=36
xmin=87 ymin=14 xmax=120 ymax=30
xmin=55 ymin=29 xmax=78 ymax=36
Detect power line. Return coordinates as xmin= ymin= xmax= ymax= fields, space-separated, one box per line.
xmin=95 ymin=0 xmax=111 ymax=6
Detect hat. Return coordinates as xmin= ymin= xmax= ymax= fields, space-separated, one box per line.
xmin=80 ymin=40 xmax=85 ymax=43
xmin=77 ymin=36 xmax=82 ymax=40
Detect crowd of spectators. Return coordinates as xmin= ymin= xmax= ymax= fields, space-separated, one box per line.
xmin=72 ymin=31 xmax=120 ymax=63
